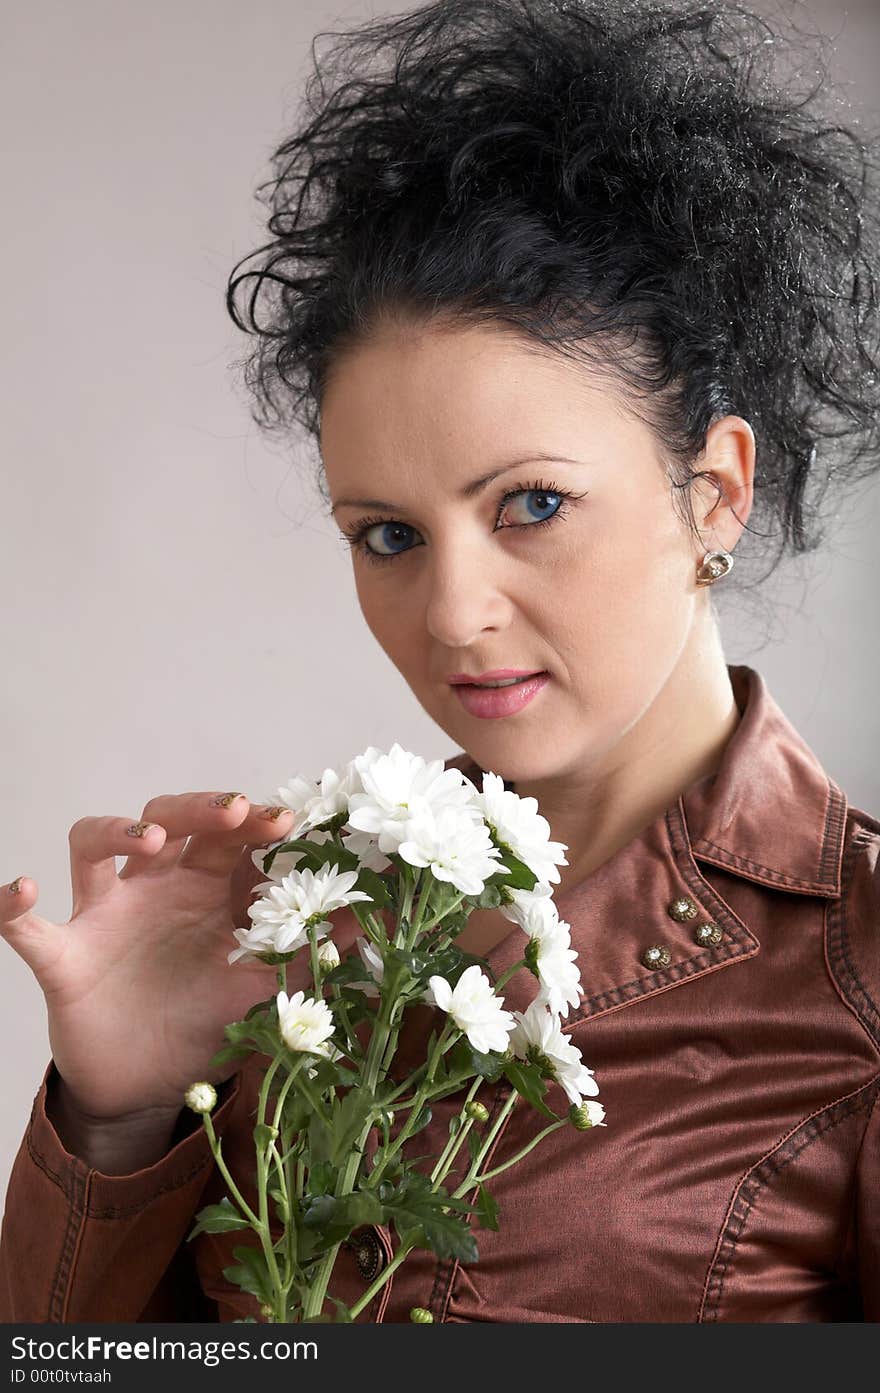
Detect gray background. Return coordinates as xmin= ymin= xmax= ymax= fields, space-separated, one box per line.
xmin=2 ymin=0 xmax=878 ymax=1199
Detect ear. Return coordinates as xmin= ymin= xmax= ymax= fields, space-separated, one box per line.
xmin=693 ymin=415 xmax=756 ymax=553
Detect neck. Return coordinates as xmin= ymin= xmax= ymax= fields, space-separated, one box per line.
xmin=502 ymin=619 xmax=742 ymax=892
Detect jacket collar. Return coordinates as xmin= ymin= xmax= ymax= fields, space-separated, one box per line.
xmin=682 ymin=664 xmax=847 ymax=898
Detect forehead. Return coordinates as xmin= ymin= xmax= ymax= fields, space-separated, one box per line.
xmin=319 ymin=318 xmax=649 ymax=490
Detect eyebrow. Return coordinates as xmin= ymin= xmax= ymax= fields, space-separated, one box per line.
xmin=329 ymin=453 xmax=587 ymax=515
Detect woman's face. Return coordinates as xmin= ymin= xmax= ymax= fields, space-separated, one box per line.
xmin=320 ymin=318 xmax=743 ymax=789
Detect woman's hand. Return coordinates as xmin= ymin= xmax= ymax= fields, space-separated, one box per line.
xmin=0 ymin=792 xmax=363 ymax=1124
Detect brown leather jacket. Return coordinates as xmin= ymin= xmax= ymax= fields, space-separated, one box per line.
xmin=1 ymin=664 xmax=878 ymax=1323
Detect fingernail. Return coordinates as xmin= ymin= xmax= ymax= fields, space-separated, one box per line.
xmin=210 ymin=792 xmax=245 ymax=808
xmin=259 ymin=806 xmax=291 ymax=821
xmin=8 ymin=878 xmax=23 ymax=894
xmin=126 ymin=822 xmax=157 ymax=838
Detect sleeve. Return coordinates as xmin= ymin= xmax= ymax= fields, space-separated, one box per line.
xmin=856 ymin=1085 xmax=880 ymax=1322
xmin=0 ymin=1058 xmax=243 ymax=1323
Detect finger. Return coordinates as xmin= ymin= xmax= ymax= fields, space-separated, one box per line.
xmin=117 ymin=791 xmax=249 ymax=878
xmin=0 ymin=876 xmax=65 ymax=981
xmin=69 ymin=815 xmax=167 ymax=911
xmin=117 ymin=793 xmax=294 ymax=882
xmin=178 ymin=801 xmax=296 ymax=878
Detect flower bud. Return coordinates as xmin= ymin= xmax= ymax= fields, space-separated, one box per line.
xmin=464 ymin=1100 xmax=490 ymax=1123
xmin=184 ymin=1081 xmax=217 ymax=1115
xmin=317 ymin=940 xmax=341 ymax=972
xmin=409 ymin=1306 xmax=434 ymax=1323
xmin=569 ymin=1100 xmax=606 ymax=1130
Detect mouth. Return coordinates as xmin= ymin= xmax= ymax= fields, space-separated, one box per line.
xmin=451 ymin=671 xmax=551 ymax=719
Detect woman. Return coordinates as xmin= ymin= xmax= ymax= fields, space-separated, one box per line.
xmin=1 ymin=0 xmax=878 ymax=1322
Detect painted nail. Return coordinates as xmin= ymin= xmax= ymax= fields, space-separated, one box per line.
xmin=210 ymin=792 xmax=245 ymax=809
xmin=259 ymin=806 xmax=291 ymax=821
xmin=126 ymin=822 xmax=157 ymax=838
xmin=8 ymin=878 xmax=23 ymax=894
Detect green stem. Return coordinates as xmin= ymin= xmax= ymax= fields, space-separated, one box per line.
xmin=471 ymin=1118 xmax=567 ymax=1184
xmin=450 ymin=1087 xmax=520 ymax=1202
xmin=364 ymin=1024 xmax=455 ymax=1190
xmin=346 ymin=1239 xmax=417 ymax=1321
xmin=429 ymin=1076 xmax=483 ymax=1186
xmin=202 ymin=1112 xmax=263 ymax=1231
xmin=300 ymin=970 xmax=399 ymax=1319
xmin=255 ymin=1057 xmax=286 ymax=1309
xmin=492 ymin=955 xmax=528 ymax=994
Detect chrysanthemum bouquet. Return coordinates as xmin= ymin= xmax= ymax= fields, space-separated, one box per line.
xmin=183 ymin=743 xmax=606 ymax=1322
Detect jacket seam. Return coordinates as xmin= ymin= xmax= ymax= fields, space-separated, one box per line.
xmin=824 ymin=824 xmax=880 ymax=1052
xmin=699 ymin=1072 xmax=880 ymax=1322
xmin=48 ymin=1162 xmax=89 ymax=1322
xmin=691 ymin=838 xmax=832 ymax=892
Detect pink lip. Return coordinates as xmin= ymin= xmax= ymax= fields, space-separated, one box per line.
xmin=448 ymin=668 xmax=542 ymax=684
xmin=452 ymin=672 xmax=550 ymax=719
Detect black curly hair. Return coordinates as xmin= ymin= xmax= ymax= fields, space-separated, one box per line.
xmin=225 ymin=0 xmax=880 ymax=592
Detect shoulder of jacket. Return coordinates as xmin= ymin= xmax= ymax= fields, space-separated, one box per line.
xmin=826 ymin=803 xmax=880 ymax=1053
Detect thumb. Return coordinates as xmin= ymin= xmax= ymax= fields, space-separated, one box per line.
xmin=0 ymin=877 xmax=65 ymax=984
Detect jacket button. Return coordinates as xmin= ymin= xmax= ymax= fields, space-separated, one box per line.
xmin=350 ymin=1227 xmax=383 ymax=1282
xmin=641 ymin=944 xmax=672 ymax=969
xmin=667 ymin=896 xmax=698 ymax=922
xmin=694 ymin=921 xmax=723 ymax=946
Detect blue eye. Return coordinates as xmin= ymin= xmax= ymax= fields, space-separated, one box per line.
xmin=362 ymin=520 xmax=417 ymax=559
xmin=340 ymin=479 xmax=586 ymax=566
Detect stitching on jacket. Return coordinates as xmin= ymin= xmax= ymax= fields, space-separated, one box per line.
xmin=818 ymin=783 xmax=848 ymax=889
xmin=691 ymin=840 xmax=830 ymax=892
xmin=48 ymin=1162 xmax=88 ymax=1322
xmin=825 ymin=823 xmax=880 ymax=1051
xmin=699 ymin=1072 xmax=880 ymax=1322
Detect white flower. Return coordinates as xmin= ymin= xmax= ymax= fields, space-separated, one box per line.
xmin=276 ymin=989 xmax=336 ymax=1054
xmin=510 ymin=1000 xmax=600 ymax=1106
xmin=498 ymin=880 xmax=559 ymax=932
xmin=270 ymin=763 xmax=363 ymax=837
xmin=426 ymin=964 xmax=516 ymax=1055
xmin=526 ymin=917 xmax=584 ymax=1018
xmin=397 ymin=803 xmax=509 ymax=895
xmin=346 ymin=743 xmax=482 ymax=856
xmin=243 ymin=862 xmax=374 ymax=957
xmin=184 ymin=1081 xmax=217 ymax=1114
xmin=475 ymin=772 xmax=569 ymax=885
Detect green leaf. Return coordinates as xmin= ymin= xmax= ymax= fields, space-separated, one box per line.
xmin=492 ymin=852 xmax=538 ymax=892
xmin=328 ymin=1088 xmax=377 ymax=1168
xmin=186 ymin=1198 xmax=251 ymax=1242
xmin=474 ymin=1183 xmax=500 ymax=1232
xmin=383 ymin=1173 xmax=478 ymax=1263
xmin=448 ymin=1035 xmax=507 ymax=1081
xmin=503 ymin=1061 xmax=560 ymax=1120
xmin=307 ymin=1159 xmax=338 ymax=1196
xmin=205 ymin=1042 xmax=251 ymax=1071
xmin=223 ymin=1244 xmax=274 ymax=1305
xmin=467 ymin=1130 xmax=483 ymax=1164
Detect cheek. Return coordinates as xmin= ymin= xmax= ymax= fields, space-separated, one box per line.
xmin=533 ymin=513 xmax=693 ymax=691
xmin=355 ymin=572 xmax=422 ymax=665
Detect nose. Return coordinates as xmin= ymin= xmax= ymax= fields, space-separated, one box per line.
xmin=423 ymin=542 xmax=515 ymax=650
